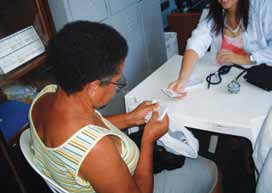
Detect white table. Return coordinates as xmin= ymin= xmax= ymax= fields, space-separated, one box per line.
xmin=125 ymin=54 xmax=272 ymax=146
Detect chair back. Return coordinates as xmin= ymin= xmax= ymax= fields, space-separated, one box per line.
xmin=19 ymin=129 xmax=69 ymax=193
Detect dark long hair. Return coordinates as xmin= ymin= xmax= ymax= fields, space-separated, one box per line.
xmin=207 ymin=0 xmax=250 ymax=35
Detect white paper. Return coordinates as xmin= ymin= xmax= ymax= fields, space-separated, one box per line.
xmin=145 ymin=103 xmax=168 ymax=122
xmin=0 ymin=26 xmax=45 ymax=74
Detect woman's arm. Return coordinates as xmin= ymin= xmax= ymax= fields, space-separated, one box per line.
xmin=133 ymin=112 xmax=169 ymax=193
xmin=168 ymin=11 xmax=212 ymax=94
xmin=106 ymin=113 xmax=135 ymax=130
xmin=168 ymin=49 xmax=199 ymax=94
xmin=79 ymin=135 xmax=145 ymax=193
xmin=250 ymin=0 xmax=272 ymax=65
xmin=79 ymin=112 xmax=169 ymax=193
xmin=106 ymin=102 xmax=158 ymax=130
xmin=216 ymin=49 xmax=251 ymax=65
xmin=178 ymin=49 xmax=200 ymax=85
xmin=132 ymin=139 xmax=154 ymax=193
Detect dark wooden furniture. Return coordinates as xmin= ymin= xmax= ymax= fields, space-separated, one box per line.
xmin=168 ymin=12 xmax=201 ymax=54
xmin=0 ymin=1 xmax=55 ymax=191
xmin=0 ymin=0 xmax=55 ymax=87
xmin=0 ymin=130 xmax=27 ymax=193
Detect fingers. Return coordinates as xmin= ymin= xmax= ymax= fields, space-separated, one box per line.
xmin=217 ymin=49 xmax=232 ymax=58
xmin=150 ymin=110 xmax=159 ymax=121
xmin=176 ymin=83 xmax=186 ymax=93
xmin=160 ymin=113 xmax=169 ymax=125
xmin=138 ymin=101 xmax=158 ymax=110
xmin=167 ymin=81 xmax=187 ymax=100
xmin=143 ymin=101 xmax=159 ymax=111
xmin=134 ymin=101 xmax=160 ymax=121
xmin=218 ymin=49 xmax=231 ymax=55
xmin=169 ymin=81 xmax=186 ymax=93
xmin=217 ymin=50 xmax=233 ymax=64
xmin=217 ymin=57 xmax=231 ymax=64
xmin=217 ymin=49 xmax=230 ymax=58
xmin=168 ymin=81 xmax=176 ymax=90
xmin=144 ymin=111 xmax=169 ymax=141
xmin=143 ymin=101 xmax=152 ymax=105
xmin=175 ymin=91 xmax=187 ymax=99
xmin=149 ymin=110 xmax=169 ymax=124
xmin=172 ymin=85 xmax=187 ymax=99
xmin=216 ymin=52 xmax=223 ymax=64
xmin=168 ymin=80 xmax=183 ymax=91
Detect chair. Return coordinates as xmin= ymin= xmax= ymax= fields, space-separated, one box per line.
xmin=0 ymin=100 xmax=30 ymax=141
xmin=19 ymin=129 xmax=69 ymax=193
xmin=0 ymin=100 xmax=30 ymax=193
xmin=0 ymin=130 xmax=27 ymax=193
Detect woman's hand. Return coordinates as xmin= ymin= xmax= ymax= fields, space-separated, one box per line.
xmin=142 ymin=111 xmax=169 ymax=144
xmin=127 ymin=101 xmax=158 ymax=126
xmin=168 ymin=80 xmax=187 ymax=99
xmin=216 ymin=49 xmax=250 ymax=65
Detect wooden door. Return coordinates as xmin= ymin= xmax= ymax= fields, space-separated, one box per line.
xmin=168 ymin=12 xmax=200 ymax=54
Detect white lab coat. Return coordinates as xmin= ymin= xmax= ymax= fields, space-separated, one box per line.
xmin=186 ymin=0 xmax=272 ymax=65
xmin=253 ymin=106 xmax=272 ymax=193
xmin=256 ymin=149 xmax=272 ymax=193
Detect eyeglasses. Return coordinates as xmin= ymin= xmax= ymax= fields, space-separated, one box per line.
xmin=101 ymin=74 xmax=127 ymax=93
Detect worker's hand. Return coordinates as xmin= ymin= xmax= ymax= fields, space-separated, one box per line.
xmin=217 ymin=49 xmax=250 ymax=65
xmin=168 ymin=80 xmax=187 ymax=99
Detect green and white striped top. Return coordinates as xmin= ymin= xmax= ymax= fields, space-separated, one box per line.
xmin=29 ymin=85 xmax=139 ymax=193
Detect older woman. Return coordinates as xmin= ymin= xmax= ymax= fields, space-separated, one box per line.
xmin=29 ymin=21 xmax=220 ymax=193
xmin=169 ymin=0 xmax=272 ymax=95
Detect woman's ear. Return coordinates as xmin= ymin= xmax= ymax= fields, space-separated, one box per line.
xmin=85 ymin=80 xmax=100 ymax=97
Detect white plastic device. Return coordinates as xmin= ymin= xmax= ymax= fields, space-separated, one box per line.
xmin=157 ymin=104 xmax=168 ymax=121
xmin=161 ymin=88 xmax=182 ymax=98
xmin=162 ymin=77 xmax=203 ymax=98
xmin=145 ymin=101 xmax=168 ymax=122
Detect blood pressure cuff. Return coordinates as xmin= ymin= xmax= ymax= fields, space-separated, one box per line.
xmin=244 ymin=64 xmax=272 ymax=91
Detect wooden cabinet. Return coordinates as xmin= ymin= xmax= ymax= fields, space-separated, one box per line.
xmin=0 ymin=0 xmax=56 ymax=87
xmin=167 ymin=12 xmax=201 ymax=54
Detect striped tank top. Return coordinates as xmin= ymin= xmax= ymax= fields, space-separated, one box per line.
xmin=29 ymin=85 xmax=140 ymax=193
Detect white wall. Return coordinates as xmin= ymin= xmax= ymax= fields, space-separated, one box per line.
xmin=48 ymin=0 xmax=166 ymax=115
